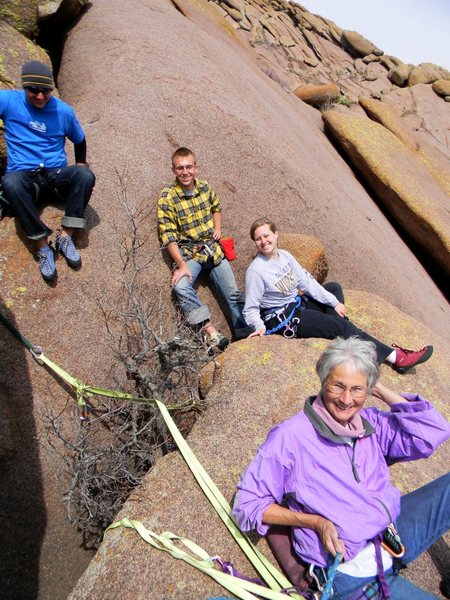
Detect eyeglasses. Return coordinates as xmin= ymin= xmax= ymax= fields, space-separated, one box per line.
xmin=326 ymin=383 xmax=368 ymax=399
xmin=26 ymin=86 xmax=53 ymax=95
xmin=173 ymin=164 xmax=196 ymax=173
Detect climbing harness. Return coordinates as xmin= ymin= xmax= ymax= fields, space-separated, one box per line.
xmin=263 ymin=296 xmax=302 ymax=337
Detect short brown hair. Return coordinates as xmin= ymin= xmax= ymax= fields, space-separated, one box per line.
xmin=249 ymin=218 xmax=277 ymax=240
xmin=171 ymin=147 xmax=196 ymax=166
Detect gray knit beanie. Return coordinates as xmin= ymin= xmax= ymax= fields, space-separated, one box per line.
xmin=21 ymin=60 xmax=54 ymax=90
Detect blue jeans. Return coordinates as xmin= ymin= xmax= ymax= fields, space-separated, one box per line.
xmin=2 ymin=165 xmax=95 ymax=240
xmin=331 ymin=472 xmax=450 ymax=599
xmin=172 ymin=257 xmax=250 ymax=339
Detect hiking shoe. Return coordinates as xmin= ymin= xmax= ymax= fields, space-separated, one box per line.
xmin=56 ymin=235 xmax=81 ymax=268
xmin=392 ymin=344 xmax=433 ymax=373
xmin=37 ymin=246 xmax=56 ymax=282
xmin=209 ymin=332 xmax=230 ymax=352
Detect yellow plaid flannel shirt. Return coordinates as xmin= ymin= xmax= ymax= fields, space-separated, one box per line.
xmin=158 ymin=178 xmax=224 ymax=265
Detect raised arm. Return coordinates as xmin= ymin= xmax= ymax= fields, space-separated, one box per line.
xmin=371 ymin=382 xmax=406 ymax=406
xmin=367 ymin=386 xmax=450 ymax=462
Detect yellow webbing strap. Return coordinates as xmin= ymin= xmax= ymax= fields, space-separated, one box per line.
xmin=107 ymin=518 xmax=301 ymax=600
xmin=37 ymin=352 xmax=298 ymax=596
xmin=154 ymin=399 xmax=293 ymax=591
xmin=36 ymin=351 xmax=181 ymax=410
xmin=107 ymin=399 xmax=301 ymax=598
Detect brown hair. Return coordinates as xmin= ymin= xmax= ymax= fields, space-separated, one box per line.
xmin=249 ymin=218 xmax=277 ymax=240
xmin=171 ymin=147 xmax=196 ymax=166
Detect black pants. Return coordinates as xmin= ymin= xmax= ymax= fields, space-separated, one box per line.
xmin=2 ymin=165 xmax=95 ymax=240
xmin=299 ymin=282 xmax=392 ymax=363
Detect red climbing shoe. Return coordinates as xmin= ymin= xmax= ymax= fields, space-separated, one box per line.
xmin=392 ymin=344 xmax=433 ymax=374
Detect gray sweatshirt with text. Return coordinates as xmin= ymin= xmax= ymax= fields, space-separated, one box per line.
xmin=243 ymin=249 xmax=339 ymax=332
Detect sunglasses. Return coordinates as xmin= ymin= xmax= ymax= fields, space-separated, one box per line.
xmin=26 ymin=86 xmax=53 ymax=95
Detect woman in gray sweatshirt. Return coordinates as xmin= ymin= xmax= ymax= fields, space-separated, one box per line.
xmin=243 ymin=218 xmax=433 ymax=373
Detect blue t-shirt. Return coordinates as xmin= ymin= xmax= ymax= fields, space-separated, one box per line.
xmin=0 ymin=90 xmax=85 ymax=171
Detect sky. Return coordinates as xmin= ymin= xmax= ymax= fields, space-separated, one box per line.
xmin=299 ymin=0 xmax=450 ymax=71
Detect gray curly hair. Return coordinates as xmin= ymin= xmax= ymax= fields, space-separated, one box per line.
xmin=316 ymin=336 xmax=380 ymax=389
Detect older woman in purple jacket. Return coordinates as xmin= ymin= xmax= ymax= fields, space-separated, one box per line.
xmin=233 ymin=337 xmax=449 ymax=599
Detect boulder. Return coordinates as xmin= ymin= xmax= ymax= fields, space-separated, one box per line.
xmin=68 ymin=291 xmax=450 ymax=600
xmin=379 ymin=55 xmax=402 ymax=71
xmin=0 ymin=20 xmax=51 ymax=89
xmin=293 ymin=83 xmax=339 ymax=107
xmin=432 ymin=79 xmax=450 ymax=98
xmin=359 ymin=96 xmax=450 ymax=196
xmin=38 ymin=0 xmax=88 ymax=26
xmin=300 ymin=11 xmax=327 ymax=36
xmin=408 ymin=63 xmax=443 ymax=86
xmin=221 ymin=3 xmax=244 ymax=22
xmin=303 ymin=55 xmax=319 ymax=68
xmin=362 ymin=53 xmax=380 ymax=64
xmin=220 ymin=0 xmax=243 ymax=11
xmin=388 ymin=64 xmax=414 ymax=87
xmin=278 ymin=34 xmax=294 ymax=47
xmin=341 ymin=30 xmax=380 ymax=58
xmin=354 ymin=57 xmax=367 ymax=75
xmin=322 ymin=110 xmax=450 ymax=275
xmin=359 ymin=96 xmax=418 ymax=152
xmin=277 ymin=233 xmax=328 ymax=282
xmin=249 ymin=19 xmax=264 ymax=45
xmin=363 ymin=64 xmax=378 ymax=82
xmin=302 ymin=28 xmax=323 ymax=60
xmin=0 ymin=0 xmax=38 ymax=38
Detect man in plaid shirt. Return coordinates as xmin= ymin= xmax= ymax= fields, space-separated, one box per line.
xmin=158 ymin=147 xmax=250 ymax=349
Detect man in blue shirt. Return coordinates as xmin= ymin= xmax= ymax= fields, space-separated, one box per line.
xmin=0 ymin=60 xmax=95 ymax=282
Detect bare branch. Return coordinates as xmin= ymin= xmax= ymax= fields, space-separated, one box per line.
xmin=41 ymin=170 xmax=214 ymax=549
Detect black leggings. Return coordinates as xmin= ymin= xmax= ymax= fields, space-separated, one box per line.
xmin=299 ymin=283 xmax=392 ymax=364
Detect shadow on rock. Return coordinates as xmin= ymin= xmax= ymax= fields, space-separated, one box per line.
xmin=0 ymin=300 xmax=46 ymax=600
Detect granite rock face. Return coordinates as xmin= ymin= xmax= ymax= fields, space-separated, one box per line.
xmin=0 ymin=0 xmax=39 ymax=38
xmin=1 ymin=0 xmax=449 ymax=597
xmin=322 ymin=110 xmax=450 ymax=275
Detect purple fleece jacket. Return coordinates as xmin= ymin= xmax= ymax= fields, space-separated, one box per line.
xmin=233 ymin=394 xmax=449 ymax=567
